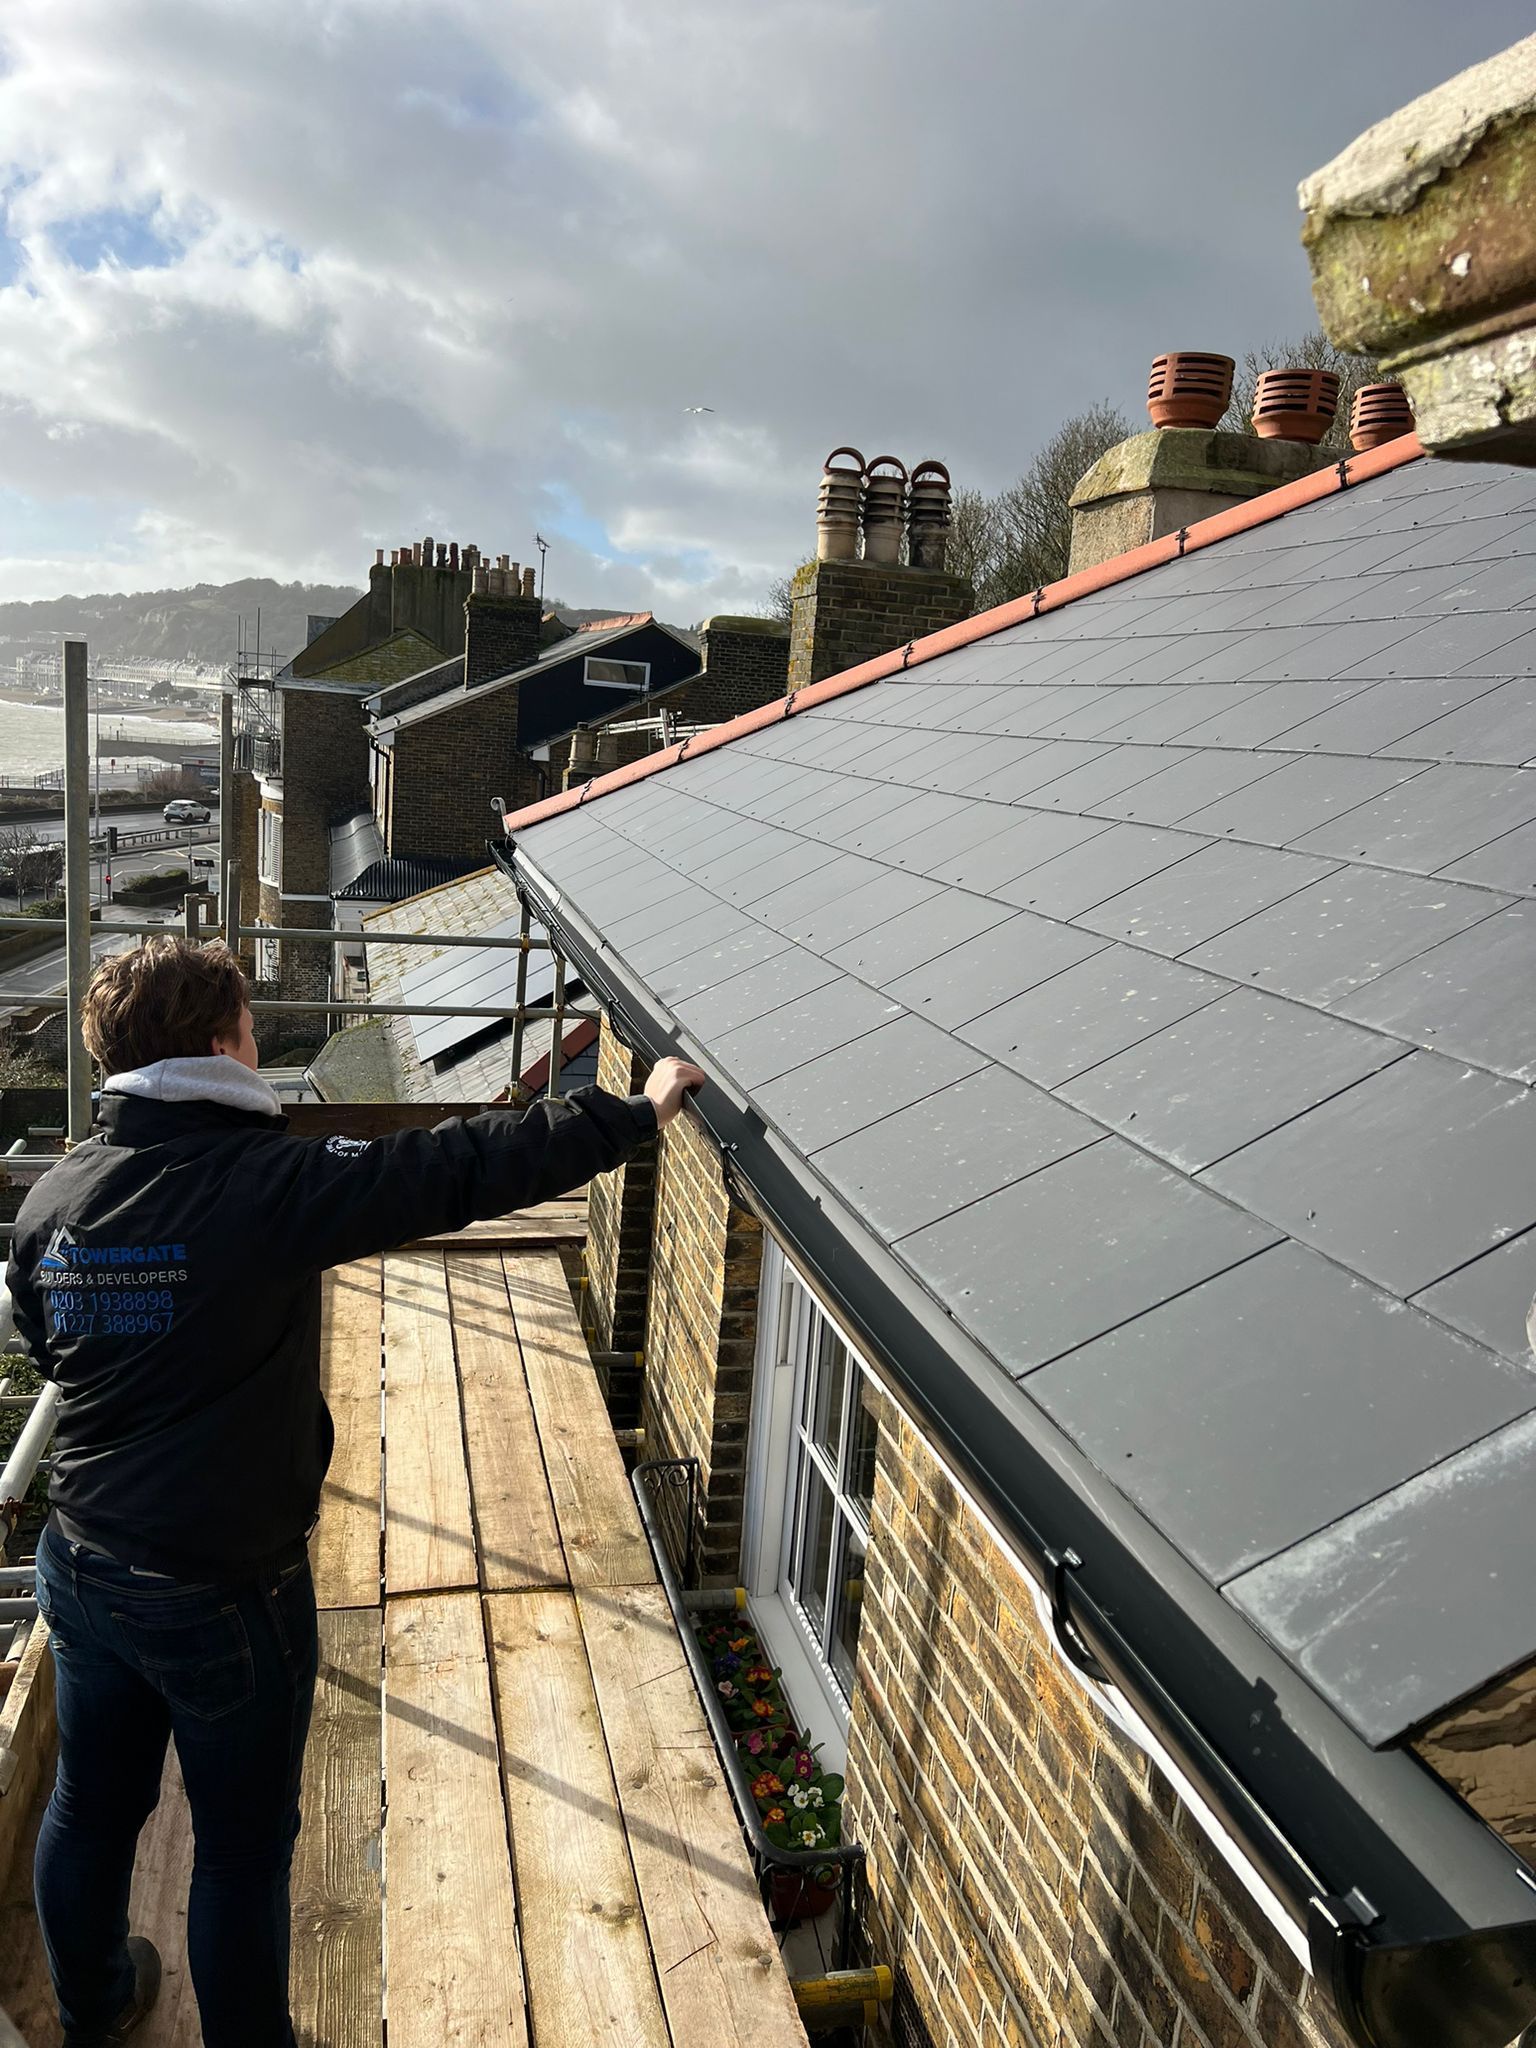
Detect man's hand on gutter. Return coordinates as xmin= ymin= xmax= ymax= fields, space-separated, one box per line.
xmin=644 ymin=1057 xmax=707 ymax=1130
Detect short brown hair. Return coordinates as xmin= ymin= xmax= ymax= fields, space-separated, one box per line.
xmin=81 ymin=937 xmax=249 ymax=1076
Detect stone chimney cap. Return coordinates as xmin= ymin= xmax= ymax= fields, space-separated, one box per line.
xmin=1299 ymin=34 xmax=1536 ymax=220
xmin=865 ymin=454 xmax=909 ymax=481
xmin=823 ymin=446 xmax=865 ymax=474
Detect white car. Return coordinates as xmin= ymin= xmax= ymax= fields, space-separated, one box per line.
xmin=163 ymin=798 xmax=212 ymax=824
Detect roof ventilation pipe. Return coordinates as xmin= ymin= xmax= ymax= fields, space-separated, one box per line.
xmin=1349 ymin=382 xmax=1415 ymax=451
xmin=816 ymin=447 xmax=865 ymax=561
xmin=861 ymin=455 xmax=908 ymax=564
xmin=1146 ymin=351 xmax=1234 ymax=430
xmin=1252 ymin=368 xmax=1341 ymax=444
xmin=907 ymin=459 xmax=953 ymax=571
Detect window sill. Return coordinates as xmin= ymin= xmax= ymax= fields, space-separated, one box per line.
xmin=746 ymin=1592 xmax=849 ymax=1775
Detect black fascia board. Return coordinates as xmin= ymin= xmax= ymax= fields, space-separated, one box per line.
xmin=499 ymin=836 xmax=1536 ymax=2048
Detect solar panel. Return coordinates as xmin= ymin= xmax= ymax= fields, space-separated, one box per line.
xmin=400 ymin=917 xmax=559 ymax=1065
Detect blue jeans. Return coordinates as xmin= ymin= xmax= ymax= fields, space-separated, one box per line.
xmin=32 ymin=1522 xmax=318 ymax=2048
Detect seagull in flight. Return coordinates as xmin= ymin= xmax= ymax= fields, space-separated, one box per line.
xmin=683 ymin=404 xmax=716 ymax=414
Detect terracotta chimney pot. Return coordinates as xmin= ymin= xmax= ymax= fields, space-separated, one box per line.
xmin=473 ymin=565 xmax=489 ymax=595
xmin=861 ymin=455 xmax=908 ymax=565
xmin=1349 ymin=381 xmax=1415 ymax=451
xmin=521 ymin=567 xmax=536 ymax=599
xmin=1147 ymin=352 xmax=1235 ymax=431
xmin=448 ymin=541 xmax=460 ymax=570
xmin=1252 ymin=367 xmax=1341 ymax=444
xmin=412 ymin=542 xmax=422 ymax=566
xmin=816 ymin=447 xmax=865 ymax=562
xmin=374 ymin=546 xmax=385 ymax=567
xmin=907 ymin=458 xmax=953 ymax=572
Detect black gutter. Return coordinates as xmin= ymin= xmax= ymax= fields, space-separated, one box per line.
xmin=498 ymin=838 xmax=1536 ymax=2048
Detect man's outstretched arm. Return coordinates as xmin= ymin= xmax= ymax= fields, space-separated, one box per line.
xmin=264 ymin=1058 xmax=706 ymax=1271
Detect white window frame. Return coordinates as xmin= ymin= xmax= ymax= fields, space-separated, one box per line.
xmin=257 ymin=807 xmax=283 ymax=887
xmin=583 ymin=654 xmax=650 ymax=692
xmin=741 ymin=1237 xmax=879 ymax=1763
xmin=254 ymin=934 xmax=280 ymax=983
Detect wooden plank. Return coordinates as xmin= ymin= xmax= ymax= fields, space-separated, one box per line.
xmin=383 ymin=1594 xmax=527 ymax=2048
xmin=124 ymin=1750 xmax=201 ymax=2047
xmin=411 ymin=1213 xmax=588 ymax=1253
xmin=0 ymin=1617 xmax=55 ymax=1899
xmin=0 ymin=1748 xmax=202 ymax=2048
xmin=445 ymin=1257 xmax=566 ymax=1594
xmin=313 ymin=1262 xmax=383 ymax=1610
xmin=578 ymin=1584 xmax=808 ymax=2047
xmin=504 ymin=1253 xmax=655 ymax=1591
xmin=291 ymin=1608 xmax=384 ymax=2048
xmin=0 ymin=1770 xmax=57 ymax=2047
xmin=286 ymin=1104 xmax=493 ymax=1138
xmin=383 ymin=1252 xmax=477 ymax=1597
xmin=484 ymin=1592 xmax=669 ymax=2048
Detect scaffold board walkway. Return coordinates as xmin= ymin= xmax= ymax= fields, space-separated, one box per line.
xmin=0 ymin=1210 xmax=807 ymax=2047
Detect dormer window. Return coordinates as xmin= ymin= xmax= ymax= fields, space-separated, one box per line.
xmin=584 ymin=656 xmax=649 ymax=692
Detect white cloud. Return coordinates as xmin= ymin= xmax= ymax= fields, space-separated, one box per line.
xmin=0 ymin=0 xmax=1527 ymax=625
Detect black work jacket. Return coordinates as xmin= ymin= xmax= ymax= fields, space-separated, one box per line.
xmin=4 ymin=1085 xmax=656 ymax=1581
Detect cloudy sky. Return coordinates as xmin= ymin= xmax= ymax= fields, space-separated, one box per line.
xmin=0 ymin=2 xmax=1527 ymax=619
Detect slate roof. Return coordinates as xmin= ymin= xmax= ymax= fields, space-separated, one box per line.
xmin=506 ymin=448 xmax=1536 ymax=1779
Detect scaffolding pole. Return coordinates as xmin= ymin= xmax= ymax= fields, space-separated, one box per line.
xmin=508 ymin=892 xmax=533 ymax=1100
xmin=62 ymin=639 xmax=92 ymax=1144
xmin=217 ymin=687 xmax=234 ymax=929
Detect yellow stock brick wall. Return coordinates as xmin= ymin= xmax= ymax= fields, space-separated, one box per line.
xmin=584 ymin=1023 xmax=654 ymax=1351
xmin=639 ymin=1105 xmax=762 ymax=1585
xmin=850 ymin=1404 xmax=1353 ymax=2048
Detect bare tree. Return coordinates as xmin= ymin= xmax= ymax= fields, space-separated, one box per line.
xmin=1222 ymin=329 xmax=1381 ymax=454
xmin=0 ymin=824 xmax=64 ymax=908
xmin=943 ymin=488 xmax=1004 ymax=605
xmin=981 ymin=400 xmax=1133 ymax=608
xmin=757 ymin=561 xmax=812 ymax=627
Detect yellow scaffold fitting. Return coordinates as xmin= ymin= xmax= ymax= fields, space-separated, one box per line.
xmin=791 ymin=1965 xmax=893 ymax=2017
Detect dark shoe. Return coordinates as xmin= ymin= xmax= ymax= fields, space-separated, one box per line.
xmin=78 ymin=1936 xmax=162 ymax=2046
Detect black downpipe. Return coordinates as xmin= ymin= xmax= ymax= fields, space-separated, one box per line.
xmin=503 ymin=841 xmax=1536 ymax=2048
xmin=630 ymin=1456 xmax=865 ymax=1967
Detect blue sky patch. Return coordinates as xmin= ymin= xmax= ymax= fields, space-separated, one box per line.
xmin=51 ymin=206 xmax=180 ymax=273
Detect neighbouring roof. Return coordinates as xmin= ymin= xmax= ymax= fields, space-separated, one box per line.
xmin=357 ymin=868 xmax=596 ymax=1103
xmin=329 ymin=809 xmax=386 ymax=895
xmin=502 ymin=442 xmax=1536 ymax=2000
xmin=371 ymin=616 xmax=699 ymax=738
xmin=333 ymin=854 xmax=484 ymax=905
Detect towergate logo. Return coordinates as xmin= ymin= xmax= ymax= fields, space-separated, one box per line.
xmin=41 ymin=1224 xmax=188 ymax=1271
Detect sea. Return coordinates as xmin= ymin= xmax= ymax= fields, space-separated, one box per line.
xmin=0 ymin=698 xmax=218 ymax=782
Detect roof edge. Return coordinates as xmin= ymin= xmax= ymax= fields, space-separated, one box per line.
xmin=501 ymin=431 xmax=1424 ymax=835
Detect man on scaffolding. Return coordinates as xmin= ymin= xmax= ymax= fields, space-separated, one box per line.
xmin=4 ymin=934 xmax=702 ymax=2048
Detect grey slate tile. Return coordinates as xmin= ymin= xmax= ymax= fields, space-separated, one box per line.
xmin=1203 ymin=1052 xmax=1536 ymax=1297
xmin=1060 ymin=989 xmax=1408 ymax=1172
xmin=1272 ymin=677 xmax=1506 ymax=758
xmin=810 ymin=1065 xmax=1105 ymax=1241
xmin=1029 ymin=1243 xmax=1534 ymax=1582
xmin=1415 ymin=1228 xmax=1536 ymax=1364
xmin=668 ymin=940 xmax=834 ymax=1037
xmin=1226 ymin=1411 xmax=1536 ymax=1744
xmin=960 ymin=945 xmax=1228 ymax=1088
xmin=1184 ymin=866 xmax=1507 ymax=1004
xmin=885 ymin=911 xmax=1111 ymax=1031
xmin=620 ymin=902 xmax=753 ymax=977
xmin=755 ymin=1012 xmax=989 ymax=1153
xmin=1076 ymin=842 xmax=1335 ymax=954
xmin=1334 ymin=905 xmax=1536 ymax=1083
xmin=899 ymin=1139 xmax=1278 ymax=1376
xmin=1177 ymin=755 xmax=1425 ymax=847
xmin=827 ymin=886 xmax=1017 ymax=985
xmin=1437 ymin=817 xmax=1536 ymax=894
xmin=1380 ymin=679 xmax=1536 ymax=767
xmin=1292 ymin=763 xmax=1536 ymax=873
xmin=995 ymin=822 xmax=1204 ymax=921
xmin=1174 ymin=680 xmax=1374 ymax=749
xmin=1344 ymin=611 xmax=1536 ymax=679
xmin=710 ymin=975 xmax=902 ymax=1090
xmin=1020 ymin=745 xmax=1197 ymax=815
xmin=921 ymin=809 xmax=1112 ymax=892
xmin=796 ymin=869 xmax=947 ymax=952
xmin=749 ymin=850 xmax=876 ymax=927
xmin=1102 ymin=749 xmax=1295 ymax=827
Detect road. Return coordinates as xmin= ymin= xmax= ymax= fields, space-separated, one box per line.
xmin=0 ymin=924 xmax=152 ymax=1026
xmin=25 ymin=803 xmax=220 ymax=845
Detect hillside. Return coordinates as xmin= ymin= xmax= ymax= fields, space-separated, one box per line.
xmin=0 ymin=577 xmax=365 ymax=670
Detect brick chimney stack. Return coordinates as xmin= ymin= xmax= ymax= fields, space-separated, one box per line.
xmin=464 ymin=557 xmax=543 ymax=689
xmin=787 ymin=448 xmax=973 ymax=692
